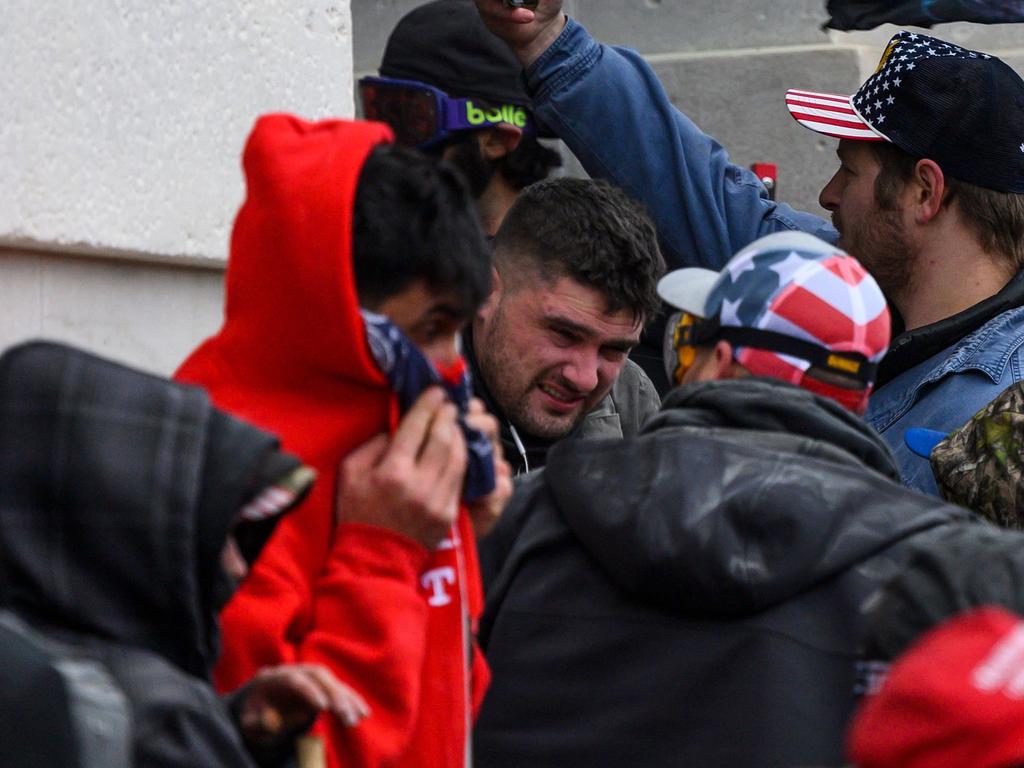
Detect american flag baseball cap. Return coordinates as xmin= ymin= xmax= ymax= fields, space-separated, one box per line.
xmin=657 ymin=231 xmax=891 ymax=411
xmin=785 ymin=31 xmax=1024 ymax=193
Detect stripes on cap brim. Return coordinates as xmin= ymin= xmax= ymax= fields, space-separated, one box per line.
xmin=785 ymin=89 xmax=885 ymax=142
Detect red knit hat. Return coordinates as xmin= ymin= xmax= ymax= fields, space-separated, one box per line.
xmin=849 ymin=607 xmax=1024 ymax=768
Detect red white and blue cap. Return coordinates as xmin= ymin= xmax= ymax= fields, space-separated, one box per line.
xmin=786 ymin=31 xmax=1024 ymax=193
xmin=658 ymin=232 xmax=891 ymax=411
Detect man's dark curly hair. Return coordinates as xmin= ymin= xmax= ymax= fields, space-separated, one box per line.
xmin=352 ymin=144 xmax=492 ymax=313
xmin=493 ymin=178 xmax=665 ymax=324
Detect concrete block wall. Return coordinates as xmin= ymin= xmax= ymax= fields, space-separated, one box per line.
xmin=1 ymin=248 xmax=225 ymax=375
xmin=2 ymin=1 xmax=356 ymax=374
xmin=353 ymin=1 xmax=1024 ymax=217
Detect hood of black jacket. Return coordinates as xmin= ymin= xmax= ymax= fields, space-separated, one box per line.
xmin=0 ymin=341 xmax=300 ymax=679
xmin=543 ymin=378 xmax=970 ymax=617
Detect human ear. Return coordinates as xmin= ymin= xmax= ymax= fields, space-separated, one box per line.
xmin=911 ymin=158 xmax=946 ymax=224
xmin=476 ymin=267 xmax=503 ymax=323
xmin=477 ymin=126 xmax=523 ymax=160
xmin=712 ymin=340 xmax=736 ymax=380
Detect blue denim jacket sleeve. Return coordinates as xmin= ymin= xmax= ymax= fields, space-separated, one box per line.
xmin=525 ymin=18 xmax=838 ymax=270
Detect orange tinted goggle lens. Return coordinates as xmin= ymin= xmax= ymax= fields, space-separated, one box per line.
xmin=663 ymin=311 xmax=699 ymax=385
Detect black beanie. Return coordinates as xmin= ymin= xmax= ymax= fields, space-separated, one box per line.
xmin=380 ymin=0 xmax=530 ymax=106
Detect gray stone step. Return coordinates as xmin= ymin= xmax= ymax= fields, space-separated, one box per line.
xmin=567 ymin=0 xmax=831 ymax=55
xmin=648 ymin=46 xmax=862 ymax=215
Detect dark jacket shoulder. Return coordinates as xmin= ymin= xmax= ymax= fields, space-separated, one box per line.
xmin=475 ymin=378 xmax=971 ymax=768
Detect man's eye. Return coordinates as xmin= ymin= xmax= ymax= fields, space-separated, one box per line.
xmin=602 ymin=347 xmax=628 ymax=362
xmin=551 ymin=329 xmax=577 ymax=345
xmin=420 ymin=323 xmax=443 ymax=341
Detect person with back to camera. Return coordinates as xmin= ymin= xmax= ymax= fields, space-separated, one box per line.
xmin=474 ymin=232 xmax=973 ymax=767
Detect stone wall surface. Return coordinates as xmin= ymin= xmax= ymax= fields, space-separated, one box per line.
xmin=3 ymin=0 xmax=354 ymax=264
xmin=2 ymin=1 xmax=354 ymax=373
xmin=1 ymin=247 xmax=225 ymax=375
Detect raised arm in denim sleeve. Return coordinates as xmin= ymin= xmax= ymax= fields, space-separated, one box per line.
xmin=525 ymin=18 xmax=837 ymax=270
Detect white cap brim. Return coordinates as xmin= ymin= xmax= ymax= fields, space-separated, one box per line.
xmin=785 ymin=89 xmax=886 ymax=142
xmin=657 ymin=268 xmax=720 ymax=316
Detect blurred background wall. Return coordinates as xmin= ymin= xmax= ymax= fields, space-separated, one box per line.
xmin=1 ymin=1 xmax=355 ymax=373
xmin=4 ymin=1 xmax=1023 ymax=373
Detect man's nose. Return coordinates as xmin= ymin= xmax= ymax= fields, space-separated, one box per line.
xmin=560 ymin=349 xmax=600 ymax=394
xmin=819 ymin=171 xmax=841 ymax=212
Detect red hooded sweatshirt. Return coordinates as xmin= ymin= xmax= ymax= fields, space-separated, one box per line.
xmin=176 ymin=114 xmax=489 ymax=768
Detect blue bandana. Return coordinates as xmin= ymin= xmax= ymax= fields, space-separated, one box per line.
xmin=362 ymin=310 xmax=496 ymax=503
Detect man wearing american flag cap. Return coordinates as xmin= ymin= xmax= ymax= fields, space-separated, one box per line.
xmin=474 ymin=0 xmax=1024 ymax=497
xmin=657 ymin=231 xmax=891 ymax=414
xmin=473 ymin=232 xmax=971 ymax=767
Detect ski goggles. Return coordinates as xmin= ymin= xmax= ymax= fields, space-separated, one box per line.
xmin=358 ymin=76 xmax=535 ymax=148
xmin=662 ymin=310 xmax=878 ymax=387
xmin=663 ymin=311 xmax=701 ymax=385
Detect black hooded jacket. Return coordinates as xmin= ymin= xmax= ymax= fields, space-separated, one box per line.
xmin=475 ymin=378 xmax=972 ymax=768
xmin=861 ymin=523 xmax=1024 ymax=663
xmin=0 ymin=342 xmax=304 ymax=768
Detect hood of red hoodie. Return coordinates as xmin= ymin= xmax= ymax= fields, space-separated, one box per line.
xmin=177 ymin=115 xmax=396 ymax=467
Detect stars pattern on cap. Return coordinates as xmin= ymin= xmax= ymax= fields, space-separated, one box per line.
xmin=720 ymin=296 xmax=744 ymax=326
xmin=768 ymin=251 xmax=814 ymax=281
xmin=714 ymin=247 xmax=819 ymax=327
xmin=851 ymin=31 xmax=989 ymax=136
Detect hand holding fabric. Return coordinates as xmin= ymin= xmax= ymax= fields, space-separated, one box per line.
xmin=336 ymin=388 xmax=467 ymax=550
xmin=465 ymin=397 xmax=513 ymax=538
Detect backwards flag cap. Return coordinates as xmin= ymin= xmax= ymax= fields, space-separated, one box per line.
xmin=658 ymin=231 xmax=891 ymax=413
xmin=786 ymin=30 xmax=1024 ymax=194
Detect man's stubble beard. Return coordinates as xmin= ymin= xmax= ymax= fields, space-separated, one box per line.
xmin=836 ymin=204 xmax=917 ymax=306
xmin=476 ymin=301 xmax=585 ymax=441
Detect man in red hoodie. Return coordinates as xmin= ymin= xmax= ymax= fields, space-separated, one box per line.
xmin=176 ymin=115 xmax=512 ymax=768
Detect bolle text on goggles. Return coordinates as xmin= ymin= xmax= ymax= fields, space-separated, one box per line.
xmin=358 ymin=76 xmax=535 ymax=149
xmin=662 ymin=310 xmax=879 ymax=387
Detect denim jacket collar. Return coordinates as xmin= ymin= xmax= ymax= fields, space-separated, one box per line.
xmin=876 ymin=271 xmax=1024 ymax=388
xmin=868 ymin=305 xmax=1024 ymax=432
